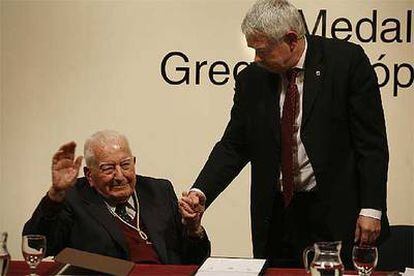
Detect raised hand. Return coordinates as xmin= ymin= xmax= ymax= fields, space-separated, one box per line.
xmin=179 ymin=191 xmax=206 ymax=237
xmin=49 ymin=141 xmax=83 ymax=201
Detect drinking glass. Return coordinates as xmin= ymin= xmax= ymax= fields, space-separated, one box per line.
xmin=0 ymin=232 xmax=11 ymax=276
xmin=352 ymin=245 xmax=378 ymax=276
xmin=21 ymin=235 xmax=46 ymax=276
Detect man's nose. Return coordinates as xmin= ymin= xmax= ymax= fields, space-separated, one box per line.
xmin=113 ymin=165 xmax=126 ymax=180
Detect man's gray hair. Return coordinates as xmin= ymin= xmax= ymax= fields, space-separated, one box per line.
xmin=84 ymin=130 xmax=131 ymax=167
xmin=241 ymin=0 xmax=306 ymax=42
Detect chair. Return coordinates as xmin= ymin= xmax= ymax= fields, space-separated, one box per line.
xmin=377 ymin=225 xmax=414 ymax=272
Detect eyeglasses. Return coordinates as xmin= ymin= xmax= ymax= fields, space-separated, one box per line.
xmin=98 ymin=156 xmax=135 ymax=176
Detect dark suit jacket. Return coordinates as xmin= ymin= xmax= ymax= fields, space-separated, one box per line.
xmin=23 ymin=175 xmax=210 ymax=264
xmin=193 ymin=35 xmax=389 ymax=258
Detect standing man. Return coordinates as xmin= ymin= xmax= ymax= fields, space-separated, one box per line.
xmin=24 ymin=130 xmax=210 ymax=264
xmin=180 ymin=0 xmax=389 ymax=267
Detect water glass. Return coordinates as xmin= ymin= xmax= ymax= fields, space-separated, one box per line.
xmin=22 ymin=235 xmax=46 ymax=276
xmin=352 ymin=245 xmax=378 ymax=276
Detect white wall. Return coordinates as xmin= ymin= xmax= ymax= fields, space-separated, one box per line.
xmin=1 ymin=0 xmax=413 ymax=260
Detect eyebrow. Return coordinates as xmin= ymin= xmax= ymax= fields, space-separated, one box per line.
xmin=99 ymin=157 xmax=133 ymax=166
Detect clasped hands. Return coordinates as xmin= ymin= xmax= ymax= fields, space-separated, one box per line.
xmin=179 ymin=191 xmax=206 ymax=238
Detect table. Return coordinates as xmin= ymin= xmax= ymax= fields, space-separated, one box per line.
xmin=8 ymin=261 xmax=394 ymax=275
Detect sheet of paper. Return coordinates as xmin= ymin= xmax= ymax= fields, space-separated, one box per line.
xmin=196 ymin=257 xmax=266 ymax=276
xmin=403 ymin=267 xmax=414 ymax=276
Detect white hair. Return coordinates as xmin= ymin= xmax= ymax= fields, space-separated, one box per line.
xmin=241 ymin=0 xmax=306 ymax=42
xmin=84 ymin=130 xmax=131 ymax=167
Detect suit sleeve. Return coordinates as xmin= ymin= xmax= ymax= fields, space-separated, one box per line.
xmin=348 ymin=45 xmax=389 ymax=211
xmin=192 ymin=75 xmax=250 ymax=207
xmin=166 ymin=181 xmax=211 ymax=264
xmin=22 ymin=195 xmax=73 ymax=257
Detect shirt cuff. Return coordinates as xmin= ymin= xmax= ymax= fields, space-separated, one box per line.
xmin=186 ymin=226 xmax=207 ymax=240
xmin=189 ymin=188 xmax=206 ymax=199
xmin=359 ymin=208 xmax=382 ymax=220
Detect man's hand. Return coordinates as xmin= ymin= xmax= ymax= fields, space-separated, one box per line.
xmin=48 ymin=141 xmax=83 ymax=202
xmin=354 ymin=215 xmax=381 ymax=245
xmin=179 ymin=191 xmax=206 ymax=237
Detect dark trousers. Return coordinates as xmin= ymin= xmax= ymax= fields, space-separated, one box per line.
xmin=266 ymin=192 xmax=353 ymax=268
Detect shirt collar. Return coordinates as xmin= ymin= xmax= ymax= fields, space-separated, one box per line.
xmin=104 ymin=192 xmax=136 ymax=211
xmin=126 ymin=195 xmax=135 ymax=209
xmin=293 ymin=37 xmax=307 ymax=70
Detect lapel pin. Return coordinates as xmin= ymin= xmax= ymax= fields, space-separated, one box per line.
xmin=316 ymin=70 xmax=321 ymax=76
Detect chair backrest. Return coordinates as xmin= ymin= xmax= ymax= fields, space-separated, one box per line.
xmin=377 ymin=225 xmax=414 ymax=272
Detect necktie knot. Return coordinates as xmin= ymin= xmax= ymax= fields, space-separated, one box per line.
xmin=286 ymin=68 xmax=299 ymax=84
xmin=115 ymin=203 xmax=134 ymax=225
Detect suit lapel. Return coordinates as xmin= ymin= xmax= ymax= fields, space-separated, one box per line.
xmin=267 ymin=72 xmax=281 ymax=142
xmin=302 ymin=35 xmax=324 ymax=128
xmin=136 ymin=182 xmax=168 ymax=264
xmin=80 ymin=183 xmax=129 ymax=255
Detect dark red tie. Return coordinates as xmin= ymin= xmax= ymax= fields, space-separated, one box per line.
xmin=281 ymin=69 xmax=299 ymax=208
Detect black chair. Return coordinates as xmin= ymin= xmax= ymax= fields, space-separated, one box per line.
xmin=377 ymin=225 xmax=414 ymax=272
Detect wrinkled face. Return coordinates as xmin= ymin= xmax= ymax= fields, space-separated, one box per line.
xmin=85 ymin=139 xmax=136 ymax=204
xmin=247 ymin=34 xmax=295 ymax=73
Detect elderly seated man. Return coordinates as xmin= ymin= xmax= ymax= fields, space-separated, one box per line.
xmin=23 ymin=130 xmax=210 ymax=264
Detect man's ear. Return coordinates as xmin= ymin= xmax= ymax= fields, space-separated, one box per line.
xmin=84 ymin=167 xmax=94 ymax=187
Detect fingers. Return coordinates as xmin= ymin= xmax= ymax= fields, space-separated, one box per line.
xmin=180 ymin=191 xmax=198 ymax=209
xmin=189 ymin=191 xmax=206 ymax=206
xmin=179 ymin=203 xmax=202 ymax=231
xmin=52 ymin=141 xmax=77 ymax=165
xmin=179 ymin=190 xmax=205 ymax=230
xmin=186 ymin=191 xmax=206 ymax=213
xmin=180 ymin=190 xmax=206 ymax=214
xmin=180 ymin=199 xmax=198 ymax=213
xmin=52 ymin=142 xmax=83 ymax=169
xmin=354 ymin=223 xmax=361 ymax=244
xmin=51 ymin=142 xmax=83 ymax=191
xmin=360 ymin=228 xmax=370 ymax=245
xmin=179 ymin=199 xmax=197 ymax=218
xmin=355 ymin=216 xmax=381 ymax=245
xmin=74 ymin=156 xmax=83 ymax=171
xmin=58 ymin=141 xmax=77 ymax=158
